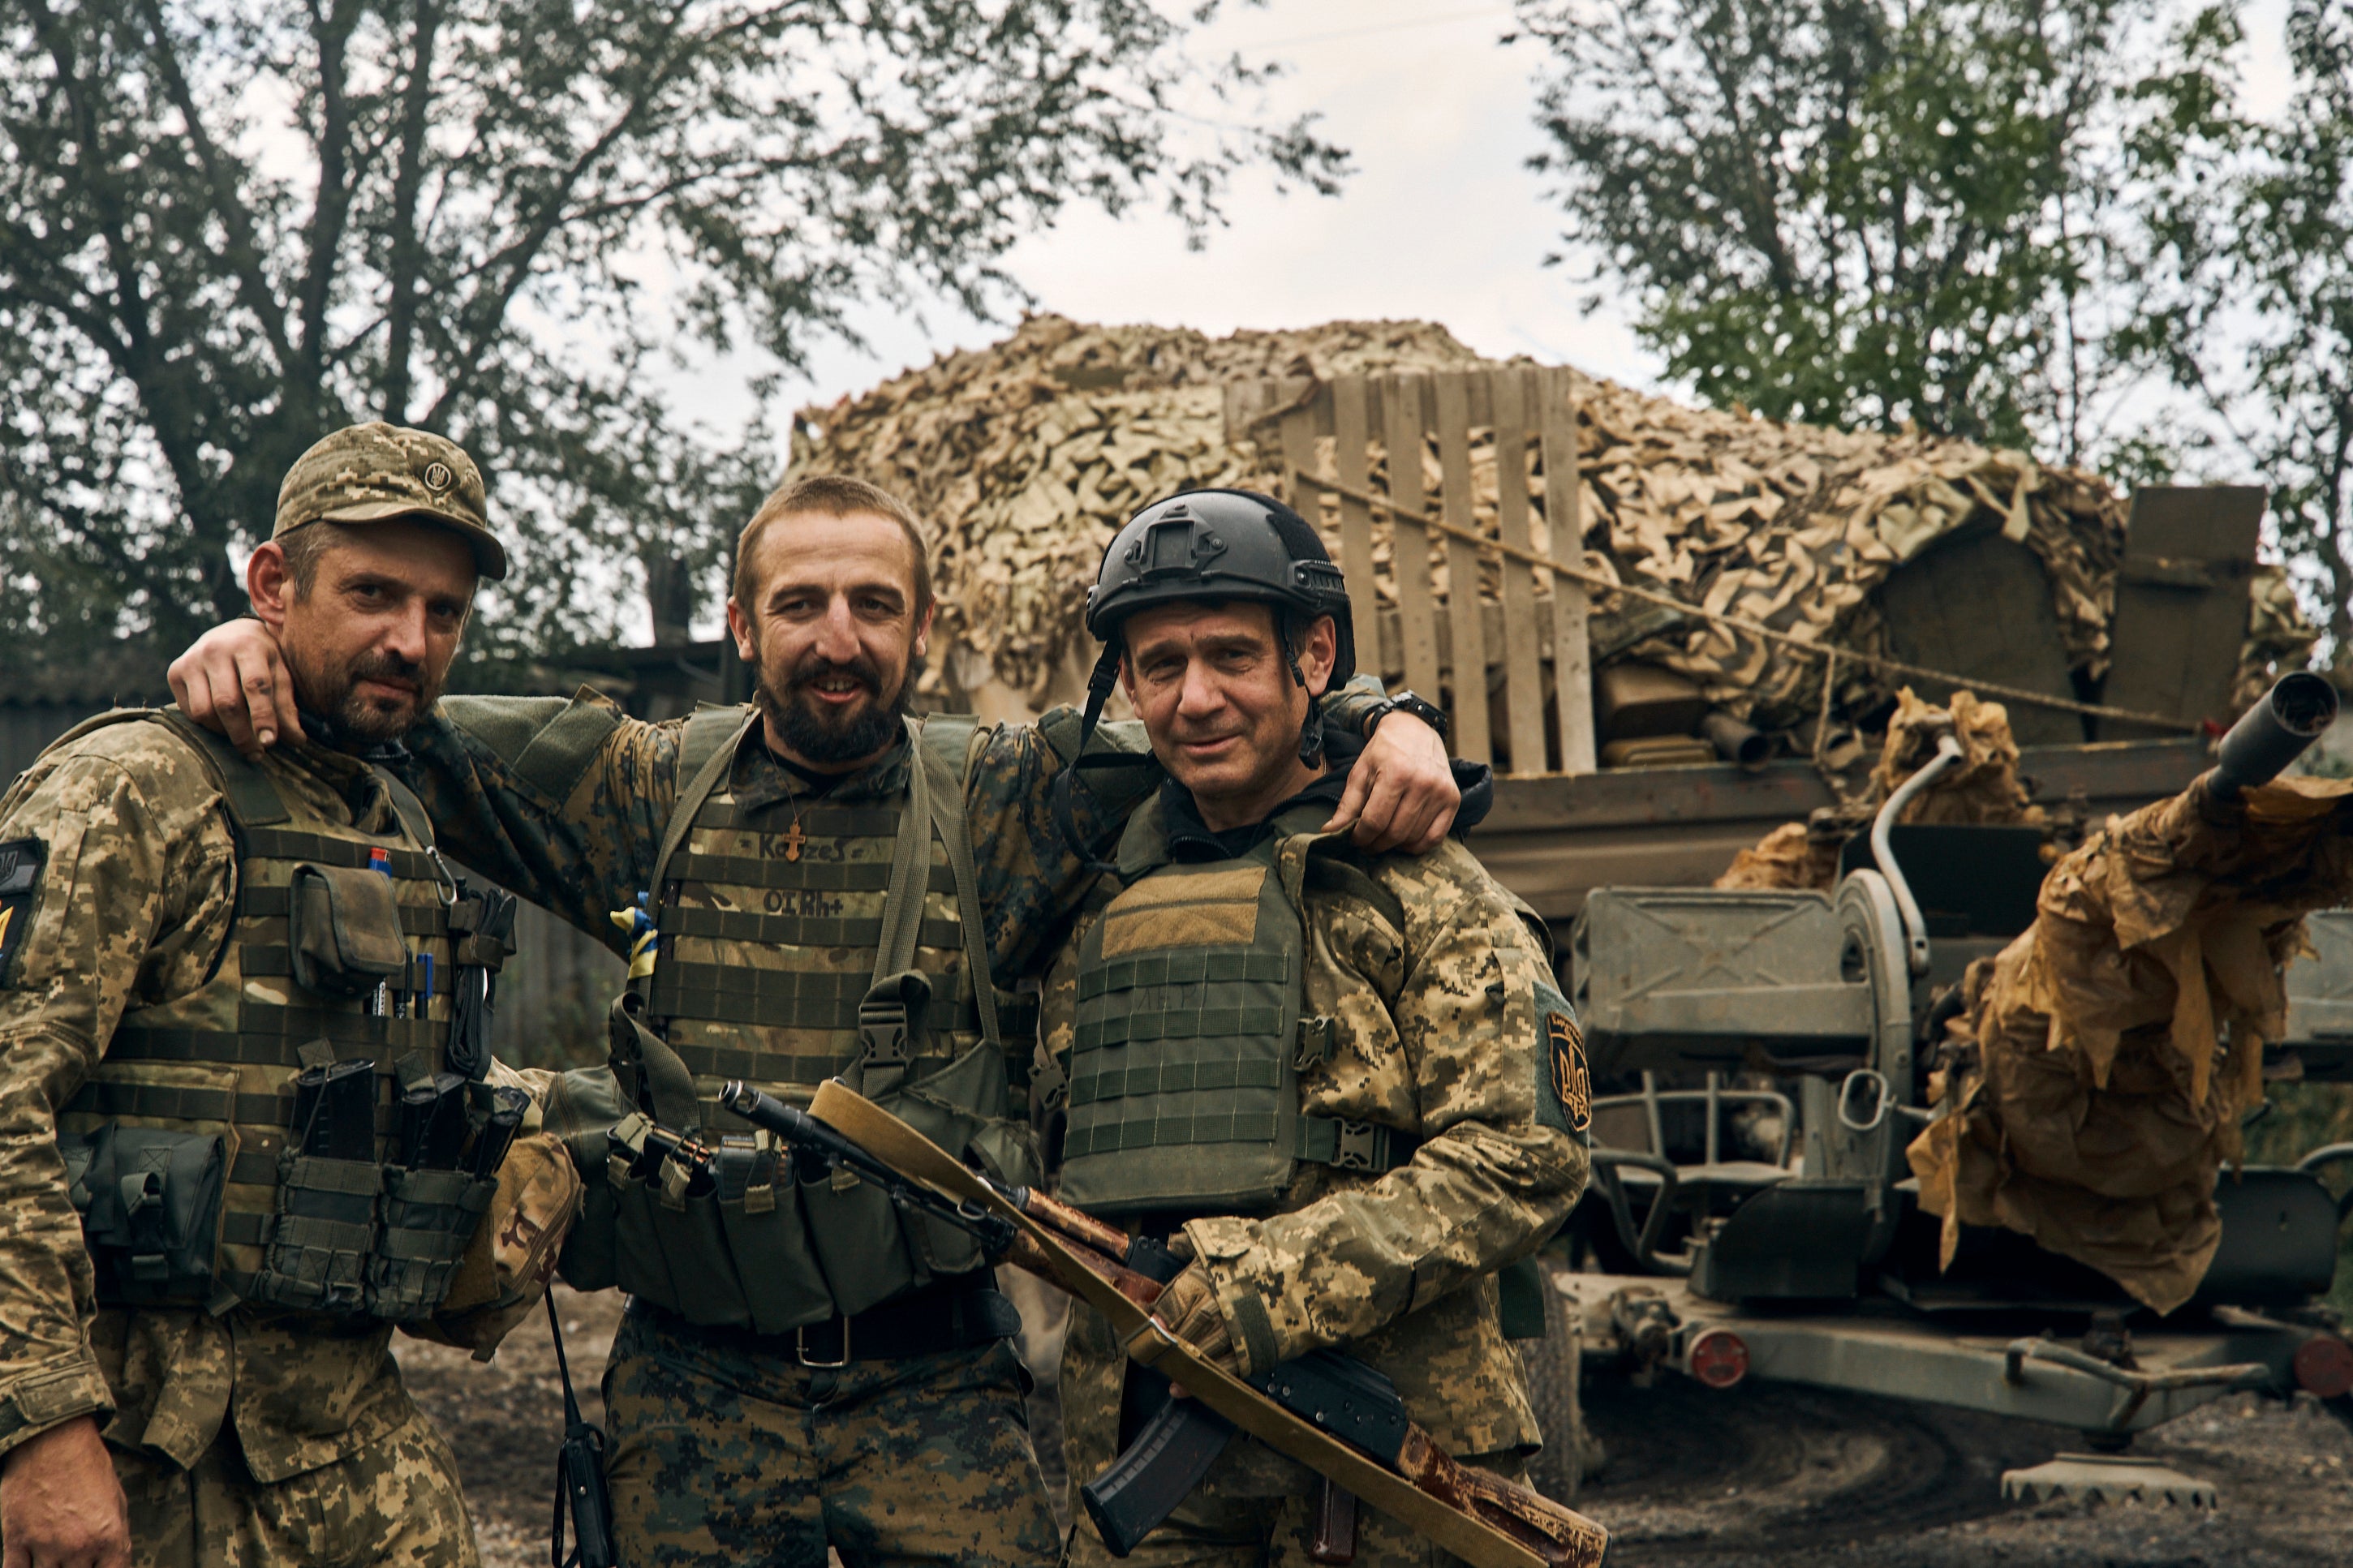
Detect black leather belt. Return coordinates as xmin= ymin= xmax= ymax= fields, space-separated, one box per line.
xmin=627 ymin=1277 xmax=1022 ymax=1367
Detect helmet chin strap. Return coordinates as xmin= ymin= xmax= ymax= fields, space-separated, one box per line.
xmin=1052 ymin=643 xmax=1127 ymax=877
xmin=1288 ymin=650 xmax=1325 ymax=768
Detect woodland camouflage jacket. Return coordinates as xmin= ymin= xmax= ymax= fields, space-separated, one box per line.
xmin=381 ymin=682 xmax=1389 ymax=989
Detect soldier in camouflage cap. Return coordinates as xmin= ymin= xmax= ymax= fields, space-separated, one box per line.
xmin=0 ymin=424 xmax=546 ymax=1568
xmin=274 ymin=422 xmax=509 ymax=581
xmin=166 ymin=472 xmax=1464 ymax=1568
xmin=1045 ymin=490 xmax=1593 ymax=1568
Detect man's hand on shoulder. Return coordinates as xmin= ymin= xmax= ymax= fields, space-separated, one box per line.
xmin=0 ymin=1415 xmax=130 ymax=1568
xmin=1324 ymin=712 xmax=1456 ymax=854
xmin=166 ymin=619 xmax=302 ymax=761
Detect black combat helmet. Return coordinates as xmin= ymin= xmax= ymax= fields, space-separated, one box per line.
xmin=1082 ymin=488 xmax=1357 ymax=686
xmin=1054 ymin=488 xmax=1358 ymax=866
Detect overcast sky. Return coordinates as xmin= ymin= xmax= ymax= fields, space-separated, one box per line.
xmin=723 ymin=0 xmax=2304 ymax=427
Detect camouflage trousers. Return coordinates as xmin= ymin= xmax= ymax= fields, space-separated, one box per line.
xmin=1061 ymin=1305 xmax=1524 ymax=1568
xmin=602 ymin=1308 xmax=1063 ymax=1568
xmin=108 ymin=1406 xmax=479 ymax=1568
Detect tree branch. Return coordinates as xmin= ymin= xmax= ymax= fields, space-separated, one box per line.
xmin=295 ymin=0 xmax=363 ymax=405
xmin=425 ymin=6 xmax=703 ymax=427
xmin=381 ymin=0 xmax=443 ymax=422
xmin=131 ymin=0 xmax=295 ymax=376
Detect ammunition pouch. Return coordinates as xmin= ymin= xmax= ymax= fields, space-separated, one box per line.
xmin=602 ymin=1106 xmax=834 ymax=1335
xmin=245 ymin=1153 xmax=380 ymax=1314
xmin=238 ymin=1152 xmax=494 ymax=1321
xmin=286 ymin=862 xmax=410 ymax=999
xmin=574 ymin=1023 xmax=1018 ymax=1335
xmin=64 ymin=1124 xmax=226 ymax=1308
xmin=371 ymin=1165 xmax=498 ymax=1321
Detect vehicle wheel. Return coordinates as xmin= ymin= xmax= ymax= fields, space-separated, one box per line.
xmin=1575 ymin=1373 xmax=2059 ymax=1557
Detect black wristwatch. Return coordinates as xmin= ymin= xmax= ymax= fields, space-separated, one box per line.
xmin=1365 ymin=689 xmax=1450 ymax=742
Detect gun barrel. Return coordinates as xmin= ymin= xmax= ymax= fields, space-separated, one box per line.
xmin=720 ymin=1079 xmax=841 ymax=1152
xmin=2213 ymin=672 xmax=2339 ymax=799
xmin=1701 ymin=711 xmax=1770 ymax=771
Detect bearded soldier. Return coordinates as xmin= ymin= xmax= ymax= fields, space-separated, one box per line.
xmin=0 ymin=426 xmax=538 ymax=1568
xmin=166 ymin=473 xmax=1459 ymax=1568
xmin=1042 ymin=489 xmax=1592 ymax=1567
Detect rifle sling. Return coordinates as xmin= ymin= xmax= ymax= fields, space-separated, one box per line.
xmin=804 ymin=1082 xmax=1574 ymax=1568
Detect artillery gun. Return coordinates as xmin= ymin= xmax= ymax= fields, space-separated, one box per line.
xmin=1550 ymin=673 xmax=2353 ymax=1503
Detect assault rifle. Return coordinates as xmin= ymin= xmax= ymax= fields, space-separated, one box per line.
xmin=690 ymin=1080 xmax=1607 ymax=1568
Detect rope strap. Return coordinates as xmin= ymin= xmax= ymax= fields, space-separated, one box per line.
xmin=1290 ymin=463 xmax=2202 ymax=735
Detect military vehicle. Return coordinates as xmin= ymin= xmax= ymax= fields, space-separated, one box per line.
xmin=1513 ymin=673 xmax=2353 ymax=1509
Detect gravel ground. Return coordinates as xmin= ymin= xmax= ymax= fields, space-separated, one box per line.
xmin=397 ymin=1288 xmax=2353 ymax=1568
xmin=1578 ymin=1374 xmax=2353 ymax=1566
xmin=396 ymin=1284 xmax=622 ymax=1568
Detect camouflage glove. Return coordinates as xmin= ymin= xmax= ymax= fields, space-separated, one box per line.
xmin=1154 ymin=1263 xmax=1243 ymax=1378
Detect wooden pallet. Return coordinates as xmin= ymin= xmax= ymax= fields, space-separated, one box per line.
xmin=1224 ymin=367 xmax=1598 ymax=776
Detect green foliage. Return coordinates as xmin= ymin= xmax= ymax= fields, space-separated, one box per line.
xmin=2131 ymin=1 xmax=2353 ymax=654
xmin=1517 ymin=0 xmax=2175 ymax=465
xmin=0 ymin=0 xmax=1344 ymax=676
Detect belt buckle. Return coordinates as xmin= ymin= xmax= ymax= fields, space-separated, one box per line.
xmin=796 ymin=1316 xmax=851 ymax=1368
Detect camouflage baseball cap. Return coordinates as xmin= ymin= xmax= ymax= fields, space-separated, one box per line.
xmin=273 ymin=422 xmax=509 ymax=580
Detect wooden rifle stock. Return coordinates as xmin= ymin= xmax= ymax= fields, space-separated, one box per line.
xmin=999 ymin=1230 xmax=1165 ymax=1312
xmin=713 ymin=1080 xmax=1609 ymax=1568
xmin=993 ymin=1190 xmax=1608 ymax=1566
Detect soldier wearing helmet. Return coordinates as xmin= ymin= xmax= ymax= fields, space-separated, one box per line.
xmin=1047 ymin=489 xmax=1593 ymax=1568
xmin=161 ymin=471 xmax=1462 ymax=1568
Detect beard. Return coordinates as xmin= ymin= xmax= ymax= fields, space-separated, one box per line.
xmin=754 ymin=642 xmax=916 ymax=764
xmin=300 ymin=646 xmax=444 ymax=745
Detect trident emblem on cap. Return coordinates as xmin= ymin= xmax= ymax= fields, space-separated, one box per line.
xmin=423 ymin=461 xmax=454 ymax=494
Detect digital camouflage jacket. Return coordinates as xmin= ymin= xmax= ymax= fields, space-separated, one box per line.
xmin=1047 ymin=791 xmax=1591 ymax=1459
xmin=0 ymin=722 xmax=531 ymax=1479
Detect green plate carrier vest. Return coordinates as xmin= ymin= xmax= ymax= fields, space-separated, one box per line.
xmin=1058 ymin=801 xmax=1418 ymax=1217
xmin=573 ymin=708 xmax=1039 ymax=1334
xmin=52 ymin=711 xmax=500 ymax=1321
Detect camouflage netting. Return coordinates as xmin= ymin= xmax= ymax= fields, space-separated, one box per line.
xmin=1907 ymin=772 xmax=2353 ymax=1313
xmin=1715 ymin=688 xmax=2047 ymax=892
xmin=796 ymin=315 xmax=2317 ymax=726
xmin=795 ymin=315 xmax=1489 ymax=704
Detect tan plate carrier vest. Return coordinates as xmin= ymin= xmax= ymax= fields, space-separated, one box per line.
xmin=52 ymin=711 xmax=497 ymax=1321
xmin=1058 ymin=801 xmax=1418 ymax=1218
xmin=568 ymin=708 xmax=1039 ymax=1335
